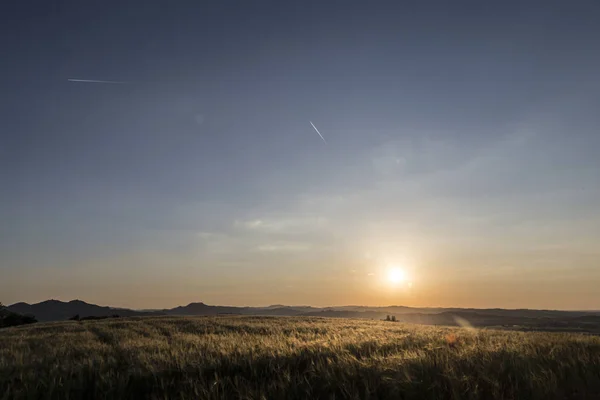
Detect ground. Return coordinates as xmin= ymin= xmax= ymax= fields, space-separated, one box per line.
xmin=1 ymin=316 xmax=600 ymax=399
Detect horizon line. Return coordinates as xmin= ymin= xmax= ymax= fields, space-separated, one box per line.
xmin=5 ymin=298 xmax=599 ymax=313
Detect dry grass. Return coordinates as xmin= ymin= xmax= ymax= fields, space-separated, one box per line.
xmin=1 ymin=316 xmax=600 ymax=399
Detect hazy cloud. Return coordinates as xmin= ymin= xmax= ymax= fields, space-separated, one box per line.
xmin=235 ymin=216 xmax=328 ymax=234
xmin=256 ymin=242 xmax=311 ymax=253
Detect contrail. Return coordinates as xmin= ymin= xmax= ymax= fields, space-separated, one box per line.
xmin=68 ymin=79 xmax=129 ymax=84
xmin=309 ymin=121 xmax=327 ymax=144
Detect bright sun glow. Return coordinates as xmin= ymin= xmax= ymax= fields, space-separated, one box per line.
xmin=387 ymin=267 xmax=406 ymax=284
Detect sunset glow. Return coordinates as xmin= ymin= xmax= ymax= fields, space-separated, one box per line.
xmin=387 ymin=267 xmax=407 ymax=285
xmin=1 ymin=1 xmax=599 ymax=312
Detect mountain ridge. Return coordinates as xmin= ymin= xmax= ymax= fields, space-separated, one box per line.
xmin=7 ymin=299 xmax=600 ymax=325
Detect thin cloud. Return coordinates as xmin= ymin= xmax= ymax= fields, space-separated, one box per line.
xmin=235 ymin=217 xmax=327 ymax=234
xmin=257 ymin=242 xmax=311 ymax=253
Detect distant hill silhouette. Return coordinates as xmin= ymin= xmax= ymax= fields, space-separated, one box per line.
xmin=166 ymin=302 xmax=244 ymax=316
xmin=5 ymin=300 xmax=600 ymax=334
xmin=7 ymin=299 xmax=163 ymax=322
xmin=164 ymin=303 xmax=318 ymax=317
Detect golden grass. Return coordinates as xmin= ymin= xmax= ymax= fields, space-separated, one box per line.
xmin=1 ymin=316 xmax=599 ymax=399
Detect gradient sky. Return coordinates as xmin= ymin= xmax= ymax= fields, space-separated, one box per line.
xmin=2 ymin=1 xmax=600 ymax=310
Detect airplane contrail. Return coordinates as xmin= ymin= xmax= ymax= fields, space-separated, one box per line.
xmin=68 ymin=79 xmax=129 ymax=84
xmin=309 ymin=121 xmax=327 ymax=144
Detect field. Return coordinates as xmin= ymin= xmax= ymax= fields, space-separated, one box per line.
xmin=1 ymin=316 xmax=600 ymax=399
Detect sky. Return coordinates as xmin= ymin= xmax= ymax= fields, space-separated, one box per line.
xmin=1 ymin=1 xmax=600 ymax=310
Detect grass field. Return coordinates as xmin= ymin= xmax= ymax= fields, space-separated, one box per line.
xmin=1 ymin=316 xmax=600 ymax=399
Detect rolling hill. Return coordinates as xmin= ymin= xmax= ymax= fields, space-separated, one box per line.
xmin=7 ymin=300 xmax=162 ymax=322
xmin=6 ymin=299 xmax=600 ymax=334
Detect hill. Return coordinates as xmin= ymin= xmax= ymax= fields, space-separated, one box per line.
xmin=6 ymin=300 xmax=600 ymax=334
xmin=1 ymin=316 xmax=599 ymax=399
xmin=164 ymin=302 xmax=316 ymax=317
xmin=7 ymin=300 xmax=162 ymax=322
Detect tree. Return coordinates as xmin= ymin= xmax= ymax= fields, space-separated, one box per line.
xmin=385 ymin=315 xmax=391 ymax=321
xmin=0 ymin=308 xmax=37 ymax=328
xmin=391 ymin=315 xmax=397 ymax=322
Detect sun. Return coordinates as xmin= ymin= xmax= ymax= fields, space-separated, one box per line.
xmin=387 ymin=267 xmax=406 ymax=284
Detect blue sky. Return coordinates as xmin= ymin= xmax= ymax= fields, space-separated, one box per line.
xmin=1 ymin=1 xmax=599 ymax=309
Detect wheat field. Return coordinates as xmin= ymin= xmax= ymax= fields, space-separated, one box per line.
xmin=1 ymin=316 xmax=599 ymax=399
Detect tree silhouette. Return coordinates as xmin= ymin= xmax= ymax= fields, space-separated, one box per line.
xmin=0 ymin=304 xmax=37 ymax=328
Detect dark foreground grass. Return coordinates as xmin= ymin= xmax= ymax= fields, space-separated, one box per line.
xmin=1 ymin=316 xmax=600 ymax=399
